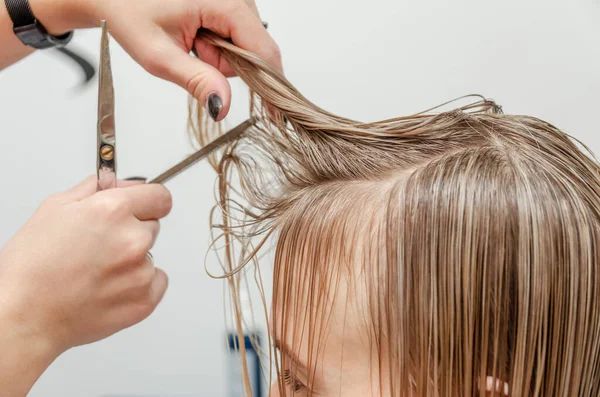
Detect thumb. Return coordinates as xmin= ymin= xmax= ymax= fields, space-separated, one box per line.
xmin=62 ymin=175 xmax=98 ymax=201
xmin=150 ymin=42 xmax=232 ymax=122
xmin=62 ymin=177 xmax=147 ymax=202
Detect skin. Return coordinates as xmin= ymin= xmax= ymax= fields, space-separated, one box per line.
xmin=269 ymin=272 xmax=380 ymax=397
xmin=0 ymin=1 xmax=281 ymax=395
xmin=268 ymin=241 xmax=508 ymax=397
xmin=0 ymin=0 xmax=282 ymax=120
xmin=0 ymin=177 xmax=173 ymax=396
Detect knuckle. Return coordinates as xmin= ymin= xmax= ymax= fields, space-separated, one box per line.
xmin=157 ymin=188 xmax=173 ymax=215
xmin=141 ymin=227 xmax=155 ymax=245
xmin=41 ymin=193 xmax=63 ymax=208
xmin=98 ymin=195 xmax=129 ymax=217
xmin=80 ymin=175 xmax=97 ymax=187
xmin=219 ymin=0 xmax=239 ymax=18
xmin=148 ymin=221 xmax=161 ymax=241
xmin=132 ymin=264 xmax=156 ymax=289
xmin=129 ymin=300 xmax=155 ymax=324
xmin=185 ymin=71 xmax=213 ymax=101
xmin=262 ymin=41 xmax=281 ymax=66
xmin=122 ymin=232 xmax=151 ymax=263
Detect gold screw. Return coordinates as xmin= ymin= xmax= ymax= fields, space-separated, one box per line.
xmin=100 ymin=145 xmax=114 ymax=160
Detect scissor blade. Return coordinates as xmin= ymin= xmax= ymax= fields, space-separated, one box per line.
xmin=98 ymin=21 xmax=115 ymax=144
xmin=149 ymin=118 xmax=256 ymax=185
xmin=97 ymin=20 xmax=116 ymax=190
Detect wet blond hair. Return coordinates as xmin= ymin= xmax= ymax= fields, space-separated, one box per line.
xmin=192 ymin=30 xmax=600 ymax=396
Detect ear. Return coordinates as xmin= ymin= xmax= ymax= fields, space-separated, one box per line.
xmin=485 ymin=376 xmax=509 ymax=395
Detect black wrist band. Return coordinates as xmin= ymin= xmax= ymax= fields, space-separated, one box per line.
xmin=4 ymin=0 xmax=74 ymax=49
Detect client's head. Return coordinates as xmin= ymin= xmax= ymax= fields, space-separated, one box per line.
xmin=193 ymin=31 xmax=600 ymax=397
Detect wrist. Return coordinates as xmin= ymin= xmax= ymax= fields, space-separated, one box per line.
xmin=0 ymin=306 xmax=63 ymax=396
xmin=27 ymin=0 xmax=102 ymax=35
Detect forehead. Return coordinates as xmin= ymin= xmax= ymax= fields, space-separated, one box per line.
xmin=270 ymin=182 xmax=385 ymax=364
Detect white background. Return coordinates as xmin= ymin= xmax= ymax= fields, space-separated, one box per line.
xmin=1 ymin=0 xmax=599 ymax=396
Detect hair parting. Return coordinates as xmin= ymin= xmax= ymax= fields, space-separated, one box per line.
xmin=191 ymin=30 xmax=600 ymax=397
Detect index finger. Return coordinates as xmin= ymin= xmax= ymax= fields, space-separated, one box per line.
xmin=204 ymin=1 xmax=283 ymax=72
xmin=122 ymin=184 xmax=173 ymax=221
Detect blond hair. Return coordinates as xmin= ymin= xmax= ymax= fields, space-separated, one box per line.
xmin=192 ymin=30 xmax=600 ymax=396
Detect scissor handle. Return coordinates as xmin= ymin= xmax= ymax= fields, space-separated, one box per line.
xmin=97 ymin=141 xmax=116 ymax=191
xmin=98 ymin=165 xmax=116 ymax=191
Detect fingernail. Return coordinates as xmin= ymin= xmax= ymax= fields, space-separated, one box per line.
xmin=206 ymin=92 xmax=223 ymax=122
xmin=125 ymin=176 xmax=147 ymax=182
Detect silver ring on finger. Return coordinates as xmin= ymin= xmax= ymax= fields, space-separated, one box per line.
xmin=146 ymin=251 xmax=154 ymax=265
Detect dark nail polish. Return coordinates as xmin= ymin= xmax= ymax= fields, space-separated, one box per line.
xmin=206 ymin=92 xmax=223 ymax=122
xmin=125 ymin=176 xmax=147 ymax=182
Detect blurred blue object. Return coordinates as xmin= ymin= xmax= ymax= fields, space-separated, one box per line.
xmin=227 ymin=333 xmax=263 ymax=397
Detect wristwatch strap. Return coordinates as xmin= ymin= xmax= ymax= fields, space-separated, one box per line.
xmin=4 ymin=0 xmax=74 ymax=49
xmin=5 ymin=0 xmax=35 ymax=26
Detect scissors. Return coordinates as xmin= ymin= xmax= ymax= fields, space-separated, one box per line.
xmin=96 ymin=21 xmax=117 ymax=191
xmin=96 ymin=21 xmax=256 ymax=190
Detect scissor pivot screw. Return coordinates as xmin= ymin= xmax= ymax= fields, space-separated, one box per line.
xmin=100 ymin=145 xmax=114 ymax=160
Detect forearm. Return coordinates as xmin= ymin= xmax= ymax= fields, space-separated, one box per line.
xmin=0 ymin=307 xmax=61 ymax=397
xmin=0 ymin=0 xmax=101 ymax=70
xmin=0 ymin=0 xmax=33 ymax=69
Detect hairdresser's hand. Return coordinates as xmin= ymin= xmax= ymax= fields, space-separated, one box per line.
xmin=0 ymin=176 xmax=171 ymax=396
xmin=6 ymin=0 xmax=282 ymax=110
xmin=78 ymin=0 xmax=281 ymax=121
